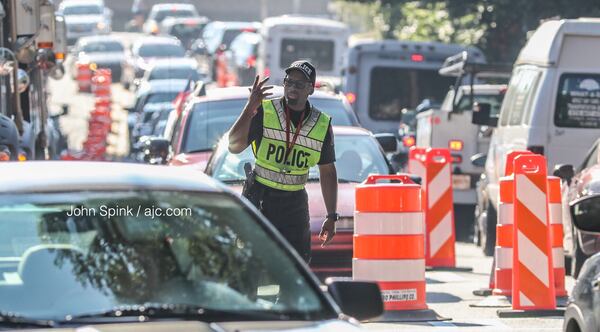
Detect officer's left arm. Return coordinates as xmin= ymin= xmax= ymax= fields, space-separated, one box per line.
xmin=318 ymin=162 xmax=338 ymax=246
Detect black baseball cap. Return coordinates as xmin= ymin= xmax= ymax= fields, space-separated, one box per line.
xmin=285 ymin=60 xmax=316 ymax=85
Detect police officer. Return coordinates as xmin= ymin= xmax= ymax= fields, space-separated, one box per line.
xmin=228 ymin=61 xmax=338 ymax=262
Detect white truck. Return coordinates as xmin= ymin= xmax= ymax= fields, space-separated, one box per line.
xmin=415 ymin=52 xmax=511 ymax=241
xmin=256 ymin=15 xmax=350 ymax=86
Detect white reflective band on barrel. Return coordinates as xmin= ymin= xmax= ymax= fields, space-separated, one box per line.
xmin=262 ymin=128 xmax=323 ymax=151
xmin=553 ymin=247 xmax=565 ymax=268
xmin=495 ymin=247 xmax=512 ymax=269
xmin=499 ymin=203 xmax=513 ymax=225
xmin=254 ymin=164 xmax=308 ymax=185
xmin=354 ymin=212 xmax=424 ymax=235
xmin=353 ymin=259 xmax=425 ymax=282
xmin=549 ymin=203 xmax=562 ymax=225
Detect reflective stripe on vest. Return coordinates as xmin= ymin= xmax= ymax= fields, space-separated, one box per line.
xmin=253 ymin=98 xmax=330 ymax=191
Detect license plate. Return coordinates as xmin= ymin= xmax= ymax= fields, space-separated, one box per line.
xmin=452 ymin=175 xmax=471 ymax=190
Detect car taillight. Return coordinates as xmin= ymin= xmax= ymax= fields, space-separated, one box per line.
xmin=411 ymin=53 xmax=424 ymax=62
xmin=527 ymin=145 xmax=544 ymax=155
xmin=402 ymin=136 xmax=415 ymax=147
xmin=451 ymin=154 xmax=462 ymax=164
xmin=345 ymin=92 xmax=356 ymax=104
xmin=246 ymin=55 xmax=256 ymax=68
xmin=0 ymin=147 xmax=10 ymax=162
xmin=449 ymin=140 xmax=463 ymax=151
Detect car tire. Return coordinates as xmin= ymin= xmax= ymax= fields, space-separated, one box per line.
xmin=481 ymin=202 xmax=496 ymax=257
xmin=572 ymin=234 xmax=589 ymax=279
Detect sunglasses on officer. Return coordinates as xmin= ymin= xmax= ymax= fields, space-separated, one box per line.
xmin=283 ymin=77 xmax=312 ymax=90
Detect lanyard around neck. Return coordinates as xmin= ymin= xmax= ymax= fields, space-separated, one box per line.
xmin=284 ymin=104 xmax=305 ymax=161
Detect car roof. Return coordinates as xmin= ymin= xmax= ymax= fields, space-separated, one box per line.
xmin=134 ymin=36 xmax=181 ymax=47
xmin=331 ymin=125 xmax=372 ymax=136
xmin=138 ymin=79 xmax=189 ymax=95
xmin=78 ymin=35 xmax=124 ymax=44
xmin=204 ymin=21 xmax=261 ymax=30
xmin=162 ymin=16 xmax=209 ymax=26
xmin=151 ymin=3 xmax=196 ymax=11
xmin=150 ymin=58 xmax=198 ymax=69
xmin=196 ymin=86 xmax=343 ymax=103
xmin=0 ymin=162 xmax=224 ymax=194
xmin=262 ymin=15 xmax=349 ymax=31
xmin=61 ymin=0 xmax=103 ymax=8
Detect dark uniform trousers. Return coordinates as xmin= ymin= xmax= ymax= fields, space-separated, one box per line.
xmin=259 ymin=186 xmax=311 ymax=263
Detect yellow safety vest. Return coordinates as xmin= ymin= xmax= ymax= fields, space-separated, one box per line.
xmin=252 ymin=98 xmax=331 ymax=191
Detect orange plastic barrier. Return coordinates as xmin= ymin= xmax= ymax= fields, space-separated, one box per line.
xmin=354 ymin=174 xmax=427 ymax=312
xmin=547 ymin=176 xmax=567 ymax=298
xmin=512 ymin=154 xmax=556 ymax=310
xmin=423 ymin=148 xmax=455 ymax=267
xmin=408 ymin=147 xmax=427 ymax=179
xmin=76 ymin=63 xmax=92 ymax=92
xmin=91 ymin=69 xmax=112 ymax=98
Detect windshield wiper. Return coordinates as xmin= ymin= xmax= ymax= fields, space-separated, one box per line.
xmin=221 ymin=179 xmax=245 ymax=184
xmin=0 ymin=311 xmax=56 ymax=328
xmin=184 ymin=148 xmax=213 ymax=154
xmin=63 ymin=303 xmax=291 ymax=323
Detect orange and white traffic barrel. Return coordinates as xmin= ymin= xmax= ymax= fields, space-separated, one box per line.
xmin=511 ymin=154 xmax=556 ymax=310
xmin=91 ymin=69 xmax=112 ymax=98
xmin=548 ymin=176 xmax=567 ymax=298
xmin=354 ymin=174 xmax=436 ymax=319
xmin=76 ymin=63 xmax=92 ymax=92
xmin=408 ymin=147 xmax=427 ymax=180
xmin=493 ymin=175 xmax=513 ymax=296
xmin=423 ymin=148 xmax=456 ymax=268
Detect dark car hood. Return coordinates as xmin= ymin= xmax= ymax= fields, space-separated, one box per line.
xmin=33 ymin=319 xmax=361 ymax=331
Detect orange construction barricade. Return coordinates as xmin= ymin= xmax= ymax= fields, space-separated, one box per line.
xmin=423 ymin=148 xmax=456 ymax=268
xmin=408 ymin=147 xmax=427 ymax=180
xmin=76 ymin=63 xmax=92 ymax=92
xmin=91 ymin=69 xmax=112 ymax=98
xmin=354 ymin=174 xmax=445 ymax=322
xmin=498 ymin=154 xmax=562 ymax=317
xmin=548 ymin=176 xmax=567 ymax=298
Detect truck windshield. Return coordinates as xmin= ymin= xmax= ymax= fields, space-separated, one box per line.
xmin=369 ymin=67 xmax=454 ymax=121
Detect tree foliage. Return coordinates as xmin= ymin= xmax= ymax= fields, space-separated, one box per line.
xmin=334 ymin=0 xmax=600 ymax=62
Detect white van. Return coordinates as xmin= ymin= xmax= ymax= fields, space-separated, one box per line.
xmin=477 ymin=18 xmax=600 ymax=254
xmin=342 ymin=40 xmax=484 ymax=134
xmin=256 ymin=15 xmax=350 ymax=86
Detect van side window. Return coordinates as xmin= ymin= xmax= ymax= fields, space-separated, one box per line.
xmin=554 ymin=74 xmax=600 ymax=128
xmin=499 ymin=69 xmax=540 ymax=126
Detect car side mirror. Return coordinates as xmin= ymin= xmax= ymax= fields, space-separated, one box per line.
xmin=471 ymin=153 xmax=487 ymax=168
xmin=553 ymin=164 xmax=575 ymax=185
xmin=374 ymin=133 xmax=397 ymax=153
xmin=325 ymin=277 xmax=383 ymax=321
xmin=141 ymin=137 xmax=171 ymax=165
xmin=472 ymin=102 xmax=496 ymax=127
xmin=570 ymin=195 xmax=600 ymax=233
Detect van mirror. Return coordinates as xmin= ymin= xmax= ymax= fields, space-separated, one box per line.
xmin=471 ymin=153 xmax=487 ymax=167
xmin=553 ymin=164 xmax=575 ymax=185
xmin=374 ymin=133 xmax=397 ymax=153
xmin=472 ymin=102 xmax=496 ymax=127
xmin=571 ymin=195 xmax=600 ymax=233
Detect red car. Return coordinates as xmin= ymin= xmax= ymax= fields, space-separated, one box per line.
xmin=204 ymin=126 xmax=396 ymax=278
xmin=163 ymin=86 xmax=361 ymax=172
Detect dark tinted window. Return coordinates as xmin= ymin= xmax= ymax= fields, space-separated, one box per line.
xmin=149 ymin=67 xmax=199 ymax=80
xmin=154 ymin=9 xmax=196 ymax=23
xmin=82 ymin=41 xmax=124 ymax=53
xmin=369 ymin=67 xmax=454 ymax=121
xmin=138 ymin=44 xmax=185 ymax=58
xmin=456 ymin=94 xmax=504 ymax=117
xmin=555 ymin=74 xmax=600 ymax=128
xmin=280 ymin=39 xmax=334 ymax=71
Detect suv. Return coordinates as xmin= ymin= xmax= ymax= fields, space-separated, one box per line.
xmin=143 ymin=3 xmax=199 ymax=35
xmin=59 ymin=0 xmax=112 ymax=45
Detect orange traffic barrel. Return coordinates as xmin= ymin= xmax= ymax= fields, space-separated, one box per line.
xmin=76 ymin=63 xmax=92 ymax=92
xmin=354 ymin=174 xmax=445 ymax=322
xmin=493 ymin=175 xmax=514 ymax=296
xmin=91 ymin=69 xmax=112 ymax=97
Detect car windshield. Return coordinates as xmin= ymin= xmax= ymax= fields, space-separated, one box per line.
xmin=155 ymin=9 xmax=196 ymax=23
xmin=212 ymin=134 xmax=390 ymax=183
xmin=63 ymin=5 xmax=103 ymax=15
xmin=149 ymin=67 xmax=200 ymax=81
xmin=82 ymin=42 xmax=124 ymax=53
xmin=182 ymin=98 xmax=355 ymax=154
xmin=0 ymin=191 xmax=328 ymax=321
xmin=138 ymin=44 xmax=185 ymax=58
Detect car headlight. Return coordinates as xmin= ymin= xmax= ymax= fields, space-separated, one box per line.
xmin=97 ymin=22 xmax=106 ymax=31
